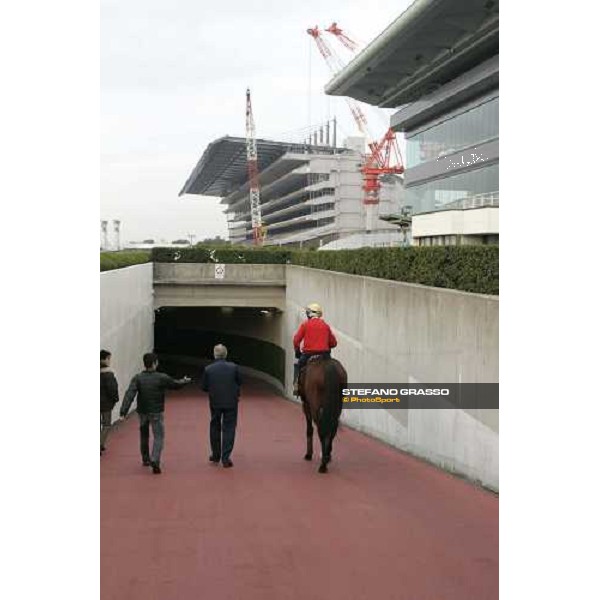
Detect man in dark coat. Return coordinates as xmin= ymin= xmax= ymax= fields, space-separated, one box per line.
xmin=100 ymin=349 xmax=119 ymax=455
xmin=120 ymin=353 xmax=191 ymax=474
xmin=202 ymin=344 xmax=242 ymax=468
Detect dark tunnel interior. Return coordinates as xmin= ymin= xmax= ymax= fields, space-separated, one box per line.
xmin=153 ymin=306 xmax=286 ymax=385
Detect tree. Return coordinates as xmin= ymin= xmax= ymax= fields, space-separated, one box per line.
xmin=171 ymin=239 xmax=191 ymax=245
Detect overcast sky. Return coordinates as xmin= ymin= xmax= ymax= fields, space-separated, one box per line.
xmin=101 ymin=0 xmax=412 ymax=244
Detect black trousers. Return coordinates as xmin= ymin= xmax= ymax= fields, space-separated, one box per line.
xmin=209 ymin=405 xmax=238 ymax=462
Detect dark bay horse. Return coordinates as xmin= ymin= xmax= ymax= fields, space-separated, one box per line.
xmin=299 ymin=356 xmax=348 ymax=473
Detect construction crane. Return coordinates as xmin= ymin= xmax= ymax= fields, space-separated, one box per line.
xmin=245 ymin=88 xmax=267 ymax=245
xmin=325 ymin=22 xmax=404 ymax=182
xmin=307 ymin=24 xmax=404 ymax=231
xmin=307 ymin=26 xmax=371 ymax=141
xmin=325 ymin=22 xmax=360 ymax=52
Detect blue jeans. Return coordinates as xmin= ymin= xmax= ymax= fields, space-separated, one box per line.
xmin=138 ymin=413 xmax=165 ymax=464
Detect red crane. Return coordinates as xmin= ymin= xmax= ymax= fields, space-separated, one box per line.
xmin=325 ymin=22 xmax=360 ymax=52
xmin=307 ymin=26 xmax=371 ymax=140
xmin=245 ymin=88 xmax=266 ymax=245
xmin=307 ymin=24 xmax=404 ymax=229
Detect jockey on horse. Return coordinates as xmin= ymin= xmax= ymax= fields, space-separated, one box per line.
xmin=292 ymin=302 xmax=337 ymax=396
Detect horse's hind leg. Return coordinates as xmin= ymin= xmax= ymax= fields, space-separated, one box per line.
xmin=318 ymin=432 xmax=331 ymax=473
xmin=319 ymin=417 xmax=341 ymax=470
xmin=302 ymin=400 xmax=313 ymax=461
xmin=325 ymin=420 xmax=340 ymax=464
xmin=325 ymin=442 xmax=332 ymax=465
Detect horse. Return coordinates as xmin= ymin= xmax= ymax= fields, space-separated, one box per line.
xmin=299 ymin=355 xmax=348 ymax=473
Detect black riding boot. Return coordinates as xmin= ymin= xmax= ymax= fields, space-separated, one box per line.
xmin=293 ymin=361 xmax=300 ymax=395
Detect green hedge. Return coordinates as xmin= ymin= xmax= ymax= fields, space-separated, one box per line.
xmin=151 ymin=245 xmax=291 ymax=264
xmin=136 ymin=244 xmax=498 ymax=295
xmin=292 ymin=246 xmax=498 ymax=295
xmin=100 ymin=251 xmax=151 ymax=272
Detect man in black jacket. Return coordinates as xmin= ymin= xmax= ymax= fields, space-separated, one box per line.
xmin=202 ymin=344 xmax=242 ymax=468
xmin=100 ymin=350 xmax=119 ymax=455
xmin=121 ymin=353 xmax=191 ymax=474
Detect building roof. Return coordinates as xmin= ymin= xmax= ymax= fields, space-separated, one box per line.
xmin=179 ymin=136 xmax=340 ymax=198
xmin=324 ymin=0 xmax=499 ymax=108
xmin=222 ymin=154 xmax=310 ymax=208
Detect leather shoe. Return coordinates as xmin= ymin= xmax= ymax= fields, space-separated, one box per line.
xmin=209 ymin=455 xmax=220 ymax=464
xmin=142 ymin=458 xmax=151 ymax=466
xmin=151 ymin=462 xmax=162 ymax=474
xmin=222 ymin=459 xmax=233 ymax=468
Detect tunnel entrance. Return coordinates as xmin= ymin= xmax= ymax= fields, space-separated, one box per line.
xmin=153 ymin=306 xmax=285 ymax=385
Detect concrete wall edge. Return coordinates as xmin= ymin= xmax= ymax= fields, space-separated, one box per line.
xmin=286 ymin=264 xmax=499 ymax=301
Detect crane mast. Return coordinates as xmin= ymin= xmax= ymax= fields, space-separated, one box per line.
xmin=307 ymin=27 xmax=372 ymax=142
xmin=325 ymin=22 xmax=404 ymax=173
xmin=245 ymin=88 xmax=266 ymax=245
xmin=308 ymin=24 xmax=405 ymax=230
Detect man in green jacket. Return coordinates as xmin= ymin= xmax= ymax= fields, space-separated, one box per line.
xmin=121 ymin=353 xmax=191 ymax=474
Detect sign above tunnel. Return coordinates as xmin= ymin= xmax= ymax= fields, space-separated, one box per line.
xmin=214 ymin=264 xmax=225 ymax=280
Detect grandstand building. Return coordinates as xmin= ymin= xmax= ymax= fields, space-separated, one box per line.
xmin=179 ymin=136 xmax=403 ymax=248
xmin=325 ymin=0 xmax=499 ymax=246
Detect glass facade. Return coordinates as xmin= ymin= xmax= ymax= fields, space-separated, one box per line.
xmin=404 ymin=163 xmax=498 ymax=214
xmin=406 ymin=97 xmax=498 ymax=167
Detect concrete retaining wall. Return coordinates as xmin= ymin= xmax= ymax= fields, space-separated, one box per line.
xmin=154 ymin=263 xmax=286 ymax=284
xmin=153 ymin=263 xmax=286 ymax=310
xmin=100 ymin=261 xmax=498 ymax=488
xmin=284 ymin=265 xmax=498 ymax=490
xmin=100 ymin=263 xmax=154 ymax=420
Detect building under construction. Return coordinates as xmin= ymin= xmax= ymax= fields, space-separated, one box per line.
xmin=179 ymin=133 xmax=403 ymax=248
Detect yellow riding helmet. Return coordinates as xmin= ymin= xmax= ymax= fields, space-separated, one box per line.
xmin=306 ymin=302 xmax=323 ymax=316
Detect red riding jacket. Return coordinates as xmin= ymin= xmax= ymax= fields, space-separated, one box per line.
xmin=293 ymin=318 xmax=337 ymax=353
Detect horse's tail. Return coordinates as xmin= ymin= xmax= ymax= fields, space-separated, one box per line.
xmin=318 ymin=360 xmax=342 ymax=438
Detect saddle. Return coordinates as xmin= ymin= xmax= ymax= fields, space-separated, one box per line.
xmin=297 ymin=354 xmax=331 ymax=396
xmin=307 ymin=354 xmax=329 ymax=364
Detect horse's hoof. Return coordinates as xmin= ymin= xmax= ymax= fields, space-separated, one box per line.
xmin=304 ymin=454 xmax=313 ymax=461
xmin=318 ymin=464 xmax=327 ymax=473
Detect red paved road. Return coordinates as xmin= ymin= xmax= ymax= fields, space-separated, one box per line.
xmin=101 ymin=380 xmax=498 ymax=600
